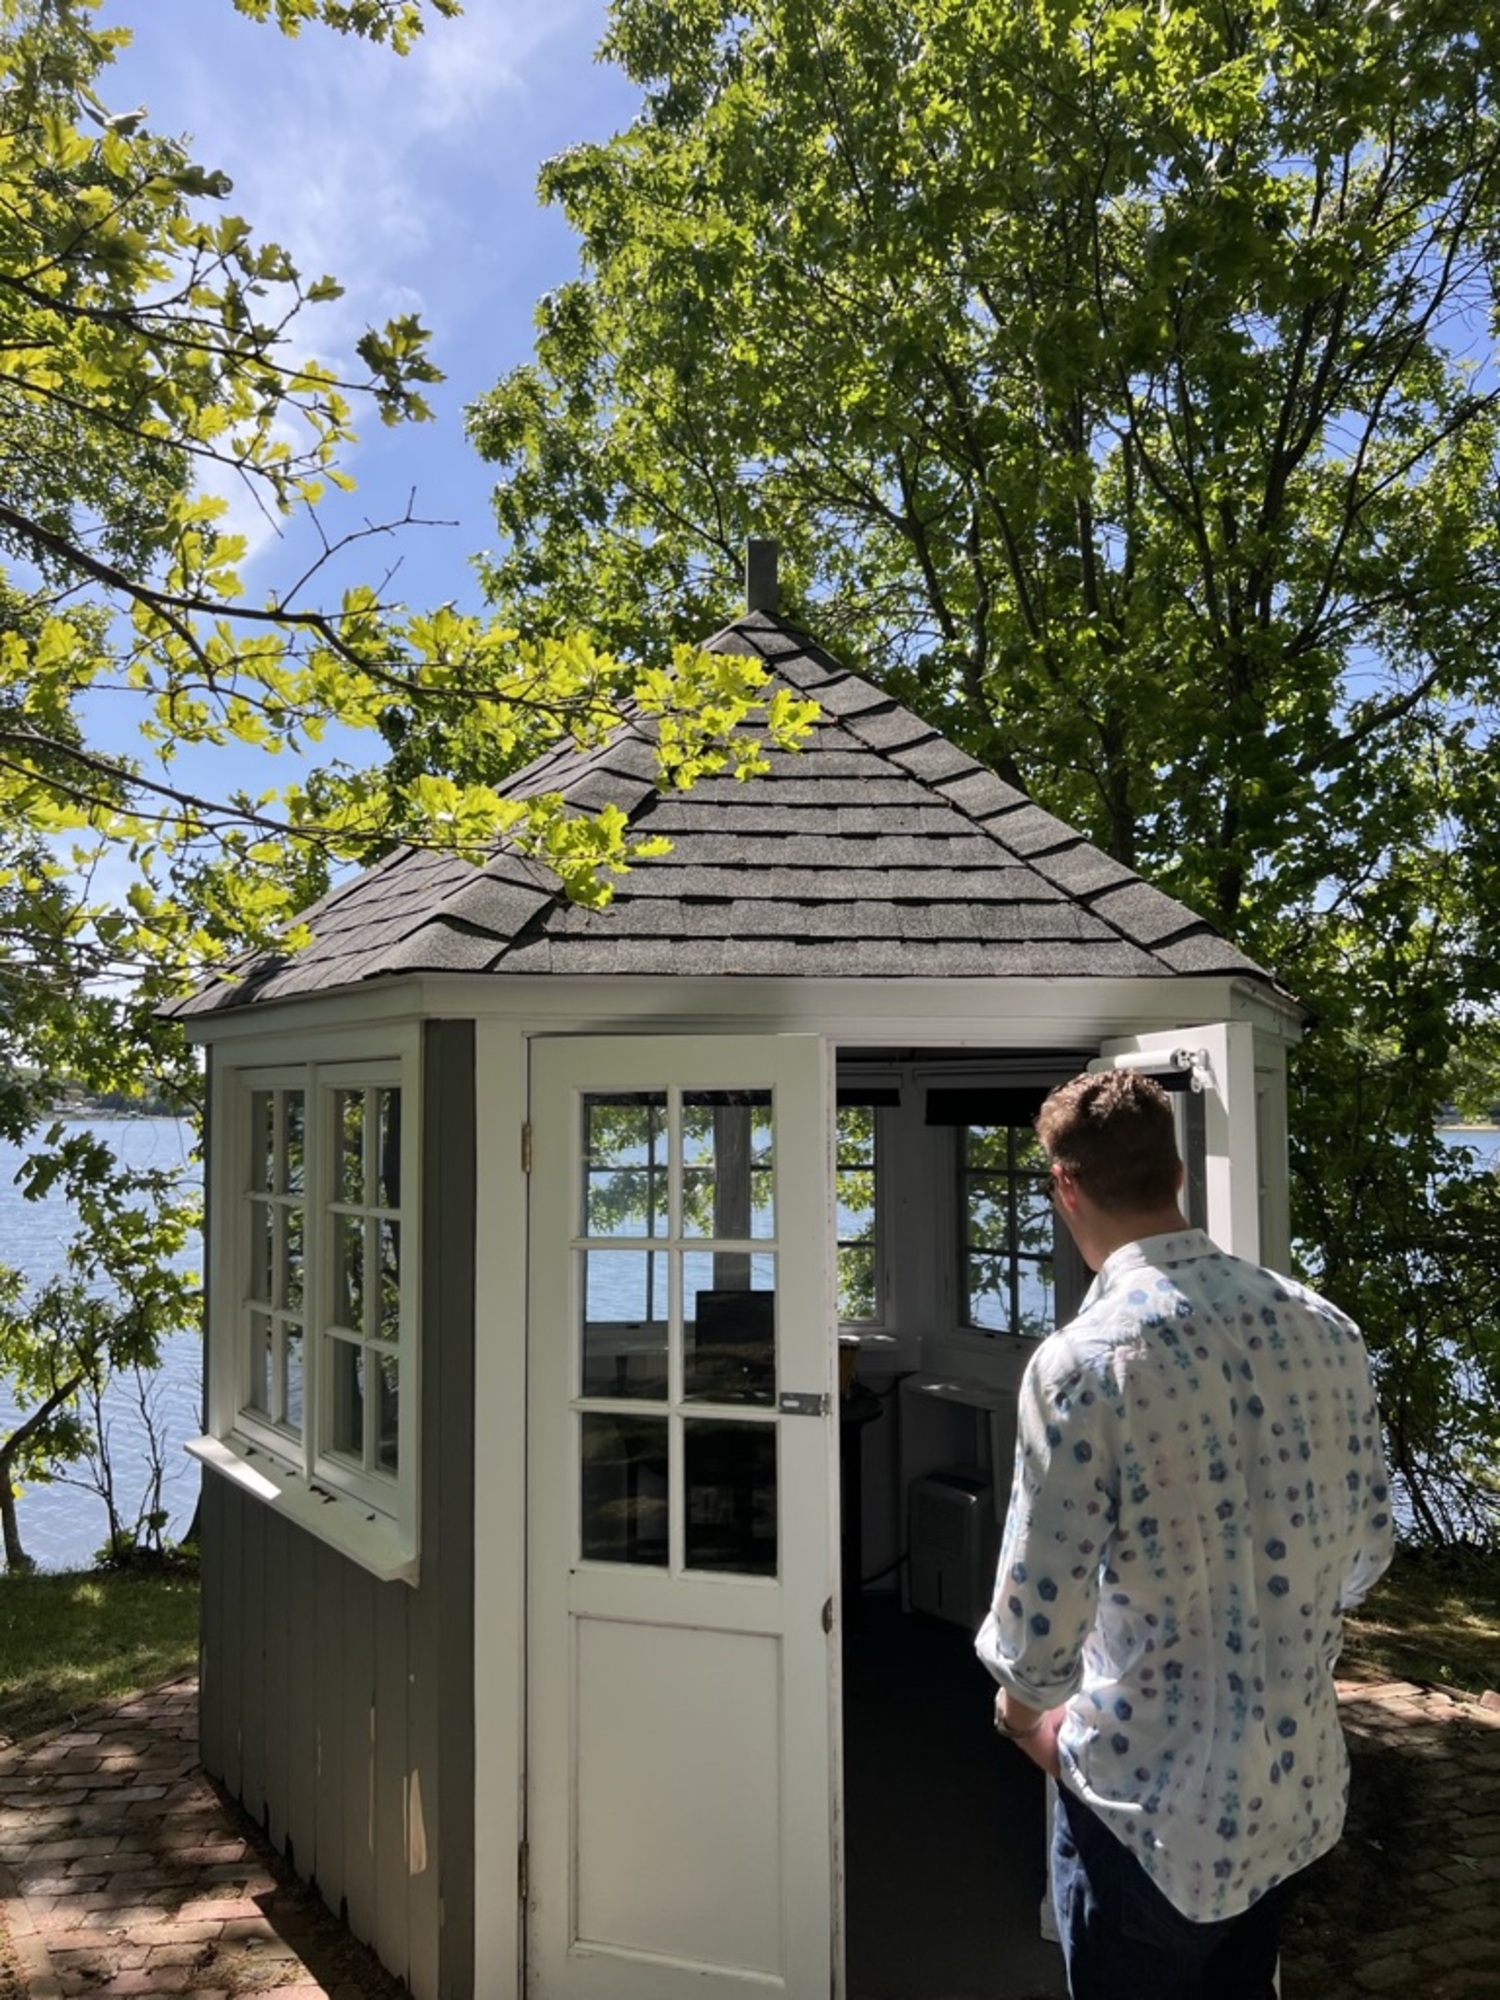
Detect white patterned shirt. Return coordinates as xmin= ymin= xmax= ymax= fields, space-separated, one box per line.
xmin=975 ymin=1229 xmax=1393 ymax=1921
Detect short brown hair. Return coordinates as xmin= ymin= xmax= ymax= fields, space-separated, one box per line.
xmin=1035 ymin=1070 xmax=1181 ymax=1213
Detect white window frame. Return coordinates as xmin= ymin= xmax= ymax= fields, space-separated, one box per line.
xmin=834 ymin=1098 xmax=889 ymax=1331
xmin=187 ymin=1023 xmax=422 ymax=1583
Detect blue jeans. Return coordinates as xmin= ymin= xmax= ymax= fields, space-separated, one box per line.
xmin=1051 ymin=1783 xmax=1288 ymax=2000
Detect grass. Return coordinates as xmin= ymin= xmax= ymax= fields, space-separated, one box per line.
xmin=0 ymin=1564 xmax=199 ymax=1747
xmin=0 ymin=1546 xmax=1492 ymax=1758
xmin=1338 ymin=1545 xmax=1500 ymax=1694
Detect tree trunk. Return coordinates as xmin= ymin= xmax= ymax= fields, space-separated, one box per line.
xmin=0 ymin=1449 xmax=34 ymax=1574
xmin=0 ymin=1370 xmax=85 ymax=1574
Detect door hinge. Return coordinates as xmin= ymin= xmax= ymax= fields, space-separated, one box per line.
xmin=521 ymin=1123 xmax=533 ymax=1174
xmin=822 ymin=1597 xmax=834 ymax=1636
xmin=518 ymin=1838 xmax=529 ymax=1902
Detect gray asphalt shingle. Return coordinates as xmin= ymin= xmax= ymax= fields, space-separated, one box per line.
xmin=165 ymin=609 xmax=1270 ymax=1015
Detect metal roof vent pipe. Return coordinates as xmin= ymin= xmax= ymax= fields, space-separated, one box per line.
xmin=745 ymin=537 xmax=779 ymax=616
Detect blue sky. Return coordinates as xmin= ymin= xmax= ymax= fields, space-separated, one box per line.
xmin=102 ymin=0 xmax=637 ymax=620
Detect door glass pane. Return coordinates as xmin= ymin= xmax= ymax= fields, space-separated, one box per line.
xmin=685 ymin=1420 xmax=777 ymax=1577
xmin=684 ymin=1253 xmax=776 ymax=1405
xmin=330 ymin=1338 xmax=364 ymax=1458
xmin=337 ymin=1088 xmax=366 ymax=1203
xmin=682 ymin=1091 xmax=774 ymax=1240
xmin=583 ymin=1093 xmax=668 ymax=1237
xmin=580 ymin=1413 xmax=668 ymax=1565
xmin=582 ymin=1249 xmax=668 ymax=1399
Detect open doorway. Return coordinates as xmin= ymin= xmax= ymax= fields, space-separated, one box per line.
xmin=834 ymin=1052 xmax=1079 ymax=2000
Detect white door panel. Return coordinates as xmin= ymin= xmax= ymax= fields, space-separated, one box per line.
xmin=527 ymin=1034 xmax=839 ymax=2000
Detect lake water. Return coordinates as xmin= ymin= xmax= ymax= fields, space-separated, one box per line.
xmin=0 ymin=1116 xmax=203 ymax=1572
xmin=2 ymin=1116 xmax=1497 ymax=1572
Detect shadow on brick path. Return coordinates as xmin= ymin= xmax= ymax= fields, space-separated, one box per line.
xmin=0 ymin=1679 xmax=408 ymax=1999
xmin=1280 ymin=1678 xmax=1500 ymax=1999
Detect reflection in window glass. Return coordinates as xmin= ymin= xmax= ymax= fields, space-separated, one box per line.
xmin=376 ymin=1088 xmax=401 ymax=1207
xmin=378 ymin=1221 xmax=400 ymax=1342
xmin=338 ymin=1088 xmax=366 ymax=1204
xmin=283 ymin=1208 xmax=304 ymax=1314
xmin=582 ymin=1249 xmax=668 ymax=1399
xmin=334 ymin=1214 xmax=364 ymax=1331
xmin=836 ymin=1106 xmax=878 ymax=1321
xmin=251 ymin=1092 xmax=275 ymax=1194
xmin=683 ymin=1255 xmax=776 ymax=1406
xmin=249 ymin=1200 xmax=274 ymax=1303
xmin=681 ymin=1091 xmax=774 ymax=1240
xmin=685 ymin=1421 xmax=777 ymax=1577
xmin=285 ymin=1327 xmax=304 ymax=1432
xmin=960 ymin=1125 xmax=1056 ymax=1337
xmin=331 ymin=1339 xmax=364 ymax=1459
xmin=282 ymin=1092 xmax=306 ymax=1195
xmin=581 ymin=1413 xmax=668 ymax=1565
xmin=249 ymin=1314 xmax=272 ymax=1412
xmin=584 ymin=1094 xmax=668 ymax=1238
xmin=376 ymin=1355 xmax=399 ymax=1474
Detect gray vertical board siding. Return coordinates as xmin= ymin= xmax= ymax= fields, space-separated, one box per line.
xmin=423 ymin=1020 xmax=477 ymax=2000
xmin=339 ymin=1561 xmax=380 ymax=1947
xmin=372 ymin=1581 xmax=411 ymax=1978
xmin=218 ymin=1474 xmax=245 ymax=1800
xmin=239 ymin=1496 xmax=268 ymax=1828
xmin=197 ymin=1470 xmax=227 ymax=1775
xmin=313 ymin=1536 xmax=348 ymax=1913
xmin=262 ymin=1508 xmax=292 ymax=1852
xmin=196 ymin=1019 xmax=476 ymax=2000
xmin=283 ymin=1519 xmax=320 ymax=1881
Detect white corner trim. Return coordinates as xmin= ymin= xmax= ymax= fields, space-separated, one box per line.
xmin=185 ymin=1434 xmax=419 ymax=1585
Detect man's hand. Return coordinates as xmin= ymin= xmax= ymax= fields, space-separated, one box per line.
xmin=994 ymin=1690 xmax=1064 ymax=1778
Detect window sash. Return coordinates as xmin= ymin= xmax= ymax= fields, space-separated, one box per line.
xmin=957 ymin=1123 xmax=1055 ymax=1338
xmin=229 ymin=1057 xmax=411 ymax=1522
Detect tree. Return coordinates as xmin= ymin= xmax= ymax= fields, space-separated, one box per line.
xmin=0 ymin=1127 xmax=196 ymax=1571
xmin=0 ymin=0 xmax=815 ymax=1559
xmin=470 ymin=0 xmax=1500 ymax=1541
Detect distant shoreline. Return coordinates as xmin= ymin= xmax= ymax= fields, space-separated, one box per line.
xmin=46 ymin=1102 xmax=184 ymax=1120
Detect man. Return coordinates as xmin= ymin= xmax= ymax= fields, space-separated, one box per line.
xmin=976 ymin=1070 xmax=1393 ymax=2000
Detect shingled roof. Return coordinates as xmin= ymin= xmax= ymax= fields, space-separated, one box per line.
xmin=165 ymin=611 xmax=1270 ymax=1018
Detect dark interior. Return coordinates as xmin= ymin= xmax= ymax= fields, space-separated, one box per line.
xmin=842 ymin=1594 xmax=1066 ymax=2000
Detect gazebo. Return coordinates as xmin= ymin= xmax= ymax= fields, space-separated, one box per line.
xmin=167 ymin=566 xmax=1302 ymax=2000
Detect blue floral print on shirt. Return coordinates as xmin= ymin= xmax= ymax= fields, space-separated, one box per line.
xmin=975 ymin=1229 xmax=1394 ymax=1922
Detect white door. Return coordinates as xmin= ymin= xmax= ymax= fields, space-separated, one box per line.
xmin=1094 ymin=1023 xmax=1263 ymax=1259
xmin=526 ymin=1034 xmax=841 ymax=2000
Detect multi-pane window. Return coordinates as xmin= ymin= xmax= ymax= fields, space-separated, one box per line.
xmin=959 ymin=1124 xmax=1055 ymax=1338
xmin=835 ymin=1105 xmax=879 ymax=1323
xmin=246 ymin=1086 xmax=306 ymax=1438
xmin=328 ymin=1084 xmax=403 ymax=1477
xmin=236 ymin=1063 xmax=409 ymax=1516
